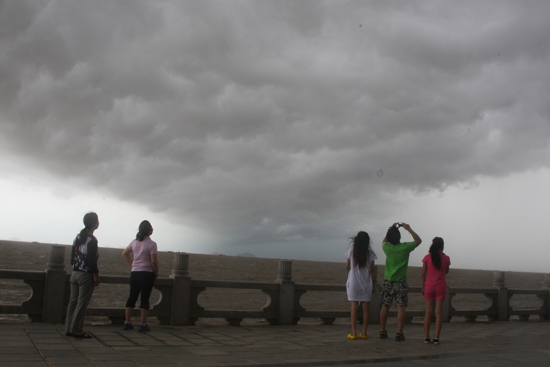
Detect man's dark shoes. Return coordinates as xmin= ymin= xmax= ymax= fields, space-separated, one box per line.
xmin=395 ymin=332 xmax=406 ymax=341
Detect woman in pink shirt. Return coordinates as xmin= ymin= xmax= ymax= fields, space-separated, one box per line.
xmin=122 ymin=220 xmax=159 ymax=332
xmin=421 ymin=237 xmax=450 ymax=345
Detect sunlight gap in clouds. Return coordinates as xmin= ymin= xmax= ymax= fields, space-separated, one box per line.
xmin=0 ymin=170 xmax=213 ymax=254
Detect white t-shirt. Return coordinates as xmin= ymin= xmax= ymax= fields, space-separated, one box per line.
xmin=346 ymin=247 xmax=377 ymax=302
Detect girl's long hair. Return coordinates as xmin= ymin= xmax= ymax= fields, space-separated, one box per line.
xmin=350 ymin=231 xmax=371 ymax=269
xmin=429 ymin=237 xmax=444 ymax=270
xmin=76 ymin=212 xmax=98 ymax=246
xmin=136 ymin=220 xmax=153 ymax=241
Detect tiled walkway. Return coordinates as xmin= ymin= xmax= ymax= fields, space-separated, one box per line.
xmin=1 ymin=320 xmax=548 ymax=366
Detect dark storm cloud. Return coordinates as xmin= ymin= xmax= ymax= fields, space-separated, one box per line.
xmin=1 ymin=0 xmax=549 ymax=247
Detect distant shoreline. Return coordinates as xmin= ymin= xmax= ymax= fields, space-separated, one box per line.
xmin=0 ymin=239 xmax=545 ymax=288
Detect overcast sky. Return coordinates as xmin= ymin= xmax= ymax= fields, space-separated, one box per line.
xmin=1 ymin=1 xmax=549 ymax=273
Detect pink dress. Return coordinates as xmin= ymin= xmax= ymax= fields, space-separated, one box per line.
xmin=422 ymin=252 xmax=450 ymax=300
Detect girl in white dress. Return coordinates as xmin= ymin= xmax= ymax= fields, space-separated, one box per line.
xmin=345 ymin=231 xmax=377 ymax=339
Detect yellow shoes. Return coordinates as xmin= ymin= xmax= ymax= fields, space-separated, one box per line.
xmin=348 ymin=332 xmax=368 ymax=339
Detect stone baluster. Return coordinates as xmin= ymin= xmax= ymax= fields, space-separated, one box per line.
xmin=493 ymin=271 xmax=505 ymax=288
xmin=277 ymin=260 xmax=296 ymax=325
xmin=277 ymin=260 xmax=293 ymax=282
xmin=170 ymin=252 xmax=191 ymax=325
xmin=172 ymin=252 xmax=189 ymax=277
xmin=369 ymin=264 xmax=381 ymax=324
xmin=43 ymin=245 xmax=67 ymax=323
xmin=493 ymin=271 xmax=509 ymax=321
xmin=543 ymin=274 xmax=550 ymax=320
xmin=442 ymin=286 xmax=452 ymax=322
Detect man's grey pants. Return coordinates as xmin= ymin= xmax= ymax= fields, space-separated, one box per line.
xmin=65 ymin=271 xmax=95 ymax=334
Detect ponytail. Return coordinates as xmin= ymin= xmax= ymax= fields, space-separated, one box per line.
xmin=136 ymin=220 xmax=153 ymax=241
xmin=429 ymin=237 xmax=444 ymax=270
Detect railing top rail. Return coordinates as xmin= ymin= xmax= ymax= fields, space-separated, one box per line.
xmin=97 ymin=275 xmax=171 ymax=286
xmin=448 ymin=287 xmax=499 ymax=294
xmin=191 ymin=279 xmax=279 ymax=290
xmin=295 ymin=283 xmax=345 ymax=291
xmin=508 ymin=289 xmax=548 ymax=295
xmin=0 ymin=269 xmax=45 ymax=280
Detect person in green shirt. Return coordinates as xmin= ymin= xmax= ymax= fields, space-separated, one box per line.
xmin=379 ymin=222 xmax=422 ymax=341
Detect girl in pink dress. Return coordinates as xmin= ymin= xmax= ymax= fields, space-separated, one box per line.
xmin=421 ymin=237 xmax=450 ymax=345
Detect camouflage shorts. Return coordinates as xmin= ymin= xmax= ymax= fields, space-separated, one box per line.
xmin=380 ymin=280 xmax=409 ymax=308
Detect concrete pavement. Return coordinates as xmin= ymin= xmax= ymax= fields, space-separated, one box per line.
xmin=1 ymin=320 xmax=548 ymax=366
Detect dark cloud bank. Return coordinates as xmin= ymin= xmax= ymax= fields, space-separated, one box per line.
xmin=1 ymin=1 xmax=549 ymax=251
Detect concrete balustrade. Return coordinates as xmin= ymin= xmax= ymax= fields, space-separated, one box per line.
xmin=0 ymin=245 xmax=549 ymax=325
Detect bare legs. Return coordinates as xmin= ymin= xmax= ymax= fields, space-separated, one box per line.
xmin=396 ymin=306 xmax=406 ymax=334
xmin=350 ymin=301 xmax=358 ymax=336
xmin=140 ymin=308 xmax=149 ymax=324
xmin=380 ymin=305 xmax=389 ymax=332
xmin=125 ymin=307 xmax=133 ymax=324
xmin=435 ymin=300 xmax=444 ymax=338
xmin=380 ymin=305 xmax=406 ymax=335
xmin=361 ymin=302 xmax=369 ymax=335
xmin=125 ymin=307 xmax=149 ymax=325
xmin=350 ymin=301 xmax=370 ymax=337
xmin=424 ymin=299 xmax=444 ymax=339
xmin=423 ymin=300 xmax=433 ymax=338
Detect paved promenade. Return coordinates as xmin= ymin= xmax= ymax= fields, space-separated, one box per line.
xmin=1 ymin=320 xmax=548 ymax=366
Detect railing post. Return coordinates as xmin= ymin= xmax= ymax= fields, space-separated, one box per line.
xmin=277 ymin=260 xmax=295 ymax=325
xmin=42 ymin=245 xmax=67 ymax=323
xmin=442 ymin=286 xmax=451 ymax=322
xmin=493 ymin=271 xmax=509 ymax=321
xmin=543 ymin=274 xmax=550 ymax=320
xmin=170 ymin=253 xmax=191 ymax=325
xmin=369 ymin=264 xmax=381 ymax=324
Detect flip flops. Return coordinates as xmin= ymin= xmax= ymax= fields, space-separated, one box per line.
xmin=73 ymin=331 xmax=92 ymax=339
